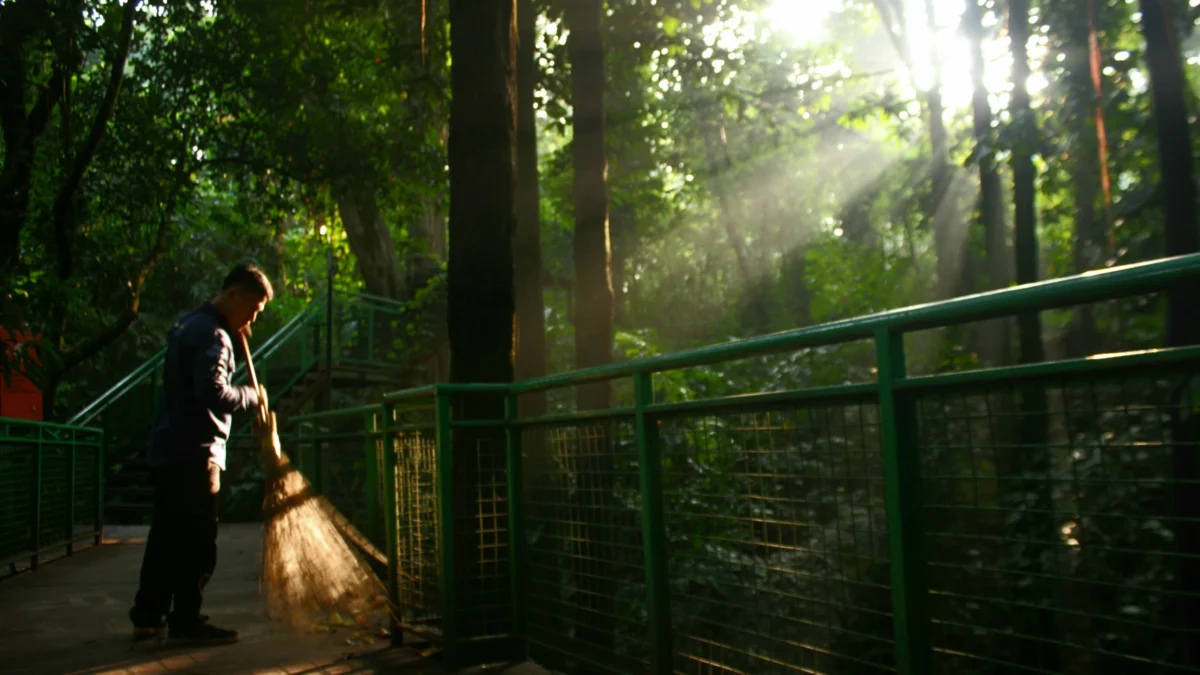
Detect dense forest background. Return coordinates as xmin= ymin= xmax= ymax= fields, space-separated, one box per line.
xmin=2 ymin=0 xmax=1198 ymax=417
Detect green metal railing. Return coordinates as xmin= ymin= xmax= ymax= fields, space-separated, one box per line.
xmin=0 ymin=418 xmax=104 ymax=572
xmin=289 ymin=254 xmax=1200 ymax=674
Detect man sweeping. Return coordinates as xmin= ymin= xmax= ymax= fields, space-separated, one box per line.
xmin=128 ymin=263 xmax=274 ymax=644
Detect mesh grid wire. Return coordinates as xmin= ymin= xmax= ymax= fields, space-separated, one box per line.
xmin=451 ymin=427 xmax=514 ymax=641
xmin=916 ymin=370 xmax=1200 ymax=674
xmin=0 ymin=427 xmax=101 ymax=561
xmin=521 ymin=418 xmax=650 ymax=673
xmin=659 ymin=398 xmax=894 ymax=675
xmin=0 ymin=439 xmax=34 ymax=559
xmin=314 ymin=422 xmax=377 ymax=545
xmin=37 ymin=442 xmax=71 ymax=549
xmin=73 ymin=442 xmax=99 ymax=537
xmin=391 ymin=409 xmax=443 ymax=635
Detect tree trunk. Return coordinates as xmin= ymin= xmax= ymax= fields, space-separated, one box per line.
xmin=333 ymin=182 xmax=406 ymax=301
xmin=1138 ymin=0 xmax=1200 ymax=668
xmin=1065 ymin=1 xmax=1106 ymax=357
xmin=705 ymin=118 xmax=769 ymax=332
xmin=1009 ymin=3 xmax=1059 ymax=671
xmin=922 ymin=0 xmax=964 ymax=301
xmin=964 ymin=0 xmax=1010 ymax=365
xmin=609 ymin=202 xmax=633 ymax=325
xmin=515 ymin=0 xmax=547 ymax=416
xmin=446 ymin=0 xmax=518 ymax=652
xmin=1010 ymin=0 xmax=1042 ymax=364
xmin=564 ymin=0 xmax=617 ymax=664
xmin=567 ymin=0 xmax=614 ymax=413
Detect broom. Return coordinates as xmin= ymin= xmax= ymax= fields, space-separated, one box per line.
xmin=239 ymin=332 xmax=394 ymax=643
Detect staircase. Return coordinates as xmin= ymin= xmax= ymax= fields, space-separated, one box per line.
xmin=68 ymin=290 xmax=434 ymax=525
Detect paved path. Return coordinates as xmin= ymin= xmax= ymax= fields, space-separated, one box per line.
xmin=0 ymin=525 xmax=543 ymax=675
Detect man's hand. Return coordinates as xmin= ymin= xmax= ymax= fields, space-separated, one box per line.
xmin=257 ymin=411 xmax=281 ymax=459
xmin=256 ymin=384 xmax=270 ymax=426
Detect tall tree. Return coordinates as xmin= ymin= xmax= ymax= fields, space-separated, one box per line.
xmin=964 ymin=0 xmax=1010 ymax=365
xmin=1010 ymin=0 xmax=1041 ymax=362
xmin=567 ymin=0 xmax=614 ymax=411
xmin=446 ymin=0 xmax=519 ymax=648
xmin=564 ymin=0 xmax=617 ymax=659
xmin=515 ymin=0 xmax=548 ymax=414
xmin=1138 ymin=0 xmax=1200 ymax=666
xmin=1008 ymin=1 xmax=1058 ymax=670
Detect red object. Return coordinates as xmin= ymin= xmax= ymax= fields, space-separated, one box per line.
xmin=0 ymin=326 xmax=43 ymax=421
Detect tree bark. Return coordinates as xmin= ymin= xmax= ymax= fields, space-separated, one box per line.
xmin=564 ymin=0 xmax=617 ymax=663
xmin=921 ymin=0 xmax=964 ymax=301
xmin=1138 ymin=0 xmax=1200 ymax=667
xmin=567 ymin=0 xmax=614 ymax=413
xmin=447 ymin=0 xmax=518 ymax=382
xmin=515 ymin=0 xmax=547 ymax=416
xmin=1009 ymin=3 xmax=1058 ymax=671
xmin=446 ymin=0 xmax=519 ymax=644
xmin=333 ymin=181 xmax=406 ymax=300
xmin=964 ymin=0 xmax=1010 ymax=365
xmin=1065 ymin=0 xmax=1106 ymax=357
xmin=1010 ymin=0 xmax=1042 ymax=364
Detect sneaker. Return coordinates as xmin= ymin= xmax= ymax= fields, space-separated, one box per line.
xmin=129 ymin=608 xmax=166 ymax=642
xmin=168 ymin=620 xmax=239 ymax=645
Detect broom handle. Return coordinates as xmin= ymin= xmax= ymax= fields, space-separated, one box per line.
xmin=238 ymin=331 xmax=260 ymax=391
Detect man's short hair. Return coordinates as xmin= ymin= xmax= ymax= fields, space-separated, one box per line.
xmin=222 ymin=263 xmax=274 ymax=301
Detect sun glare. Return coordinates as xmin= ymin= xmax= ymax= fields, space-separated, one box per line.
xmin=765 ymin=0 xmax=1042 ymax=112
xmin=762 ymin=0 xmax=840 ymax=46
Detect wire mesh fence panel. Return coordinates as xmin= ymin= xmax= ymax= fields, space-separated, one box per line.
xmin=0 ymin=440 xmax=35 ymax=560
xmin=392 ymin=409 xmax=442 ymax=636
xmin=0 ymin=424 xmax=102 ymax=564
xmin=917 ymin=369 xmax=1200 ymax=675
xmin=37 ymin=442 xmax=71 ymax=549
xmin=450 ymin=428 xmax=513 ymax=642
xmin=316 ymin=428 xmax=373 ymax=539
xmin=521 ymin=418 xmax=649 ymax=674
xmin=659 ymin=397 xmax=895 ymax=674
xmin=73 ymin=442 xmax=100 ymax=537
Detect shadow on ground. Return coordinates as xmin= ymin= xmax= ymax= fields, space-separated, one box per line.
xmin=0 ymin=525 xmax=542 ymax=675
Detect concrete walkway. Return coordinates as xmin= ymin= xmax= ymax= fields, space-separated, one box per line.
xmin=0 ymin=525 xmax=542 ymax=675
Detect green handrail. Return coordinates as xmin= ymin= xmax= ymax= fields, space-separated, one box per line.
xmin=68 ymin=348 xmax=166 ymax=427
xmin=69 ymin=297 xmax=325 ymax=428
xmin=489 ymin=251 xmax=1200 ymax=395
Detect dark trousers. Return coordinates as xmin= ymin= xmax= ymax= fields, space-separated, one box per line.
xmin=131 ymin=459 xmax=220 ymax=630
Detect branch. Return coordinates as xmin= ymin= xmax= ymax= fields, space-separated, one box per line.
xmin=871 ymin=0 xmax=913 ymax=74
xmin=1 ymin=69 xmax=64 ymax=268
xmin=52 ymin=0 xmax=139 ymax=280
xmin=53 ymin=308 xmax=139 ymax=377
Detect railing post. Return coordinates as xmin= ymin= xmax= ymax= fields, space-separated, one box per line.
xmin=365 ymin=410 xmax=381 ymax=547
xmin=875 ymin=328 xmax=930 ymax=675
xmin=67 ymin=430 xmax=77 ymax=555
xmin=96 ymin=430 xmax=105 ymax=546
xmin=504 ymin=393 xmax=527 ymax=659
xmin=32 ymin=428 xmax=43 ymax=570
xmin=381 ymin=404 xmax=402 ymax=646
xmin=634 ymin=370 xmax=674 ymax=674
xmin=435 ymin=390 xmax=458 ymax=666
xmin=323 ymin=249 xmax=334 ymax=412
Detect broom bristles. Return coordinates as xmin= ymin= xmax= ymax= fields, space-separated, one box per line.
xmin=258 ymin=414 xmax=393 ymax=640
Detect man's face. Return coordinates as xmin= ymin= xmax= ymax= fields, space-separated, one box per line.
xmin=228 ymin=289 xmax=268 ymax=333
